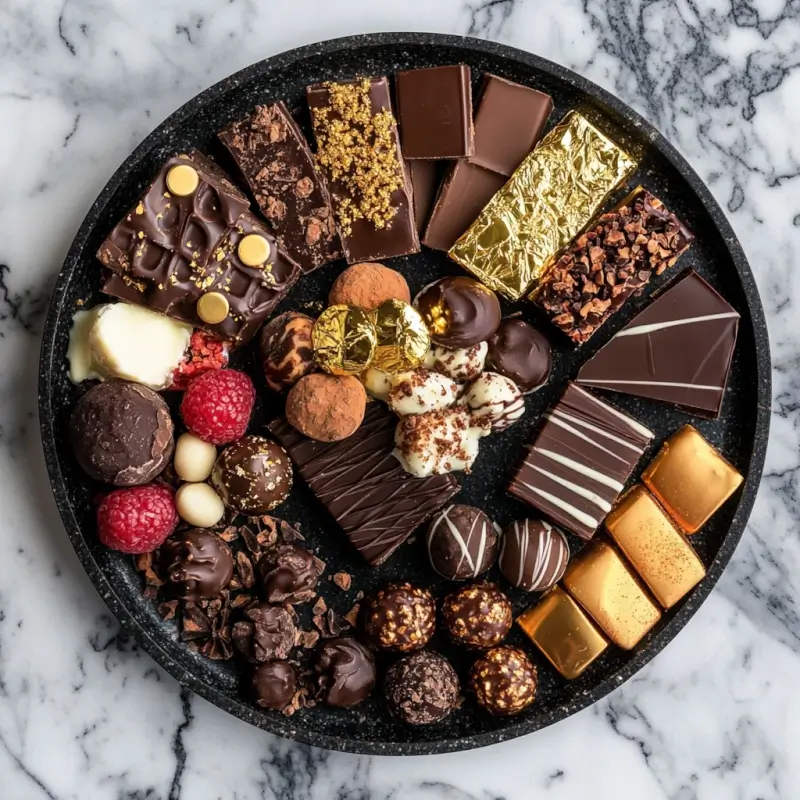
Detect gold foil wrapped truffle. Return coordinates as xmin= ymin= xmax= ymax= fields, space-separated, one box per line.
xmin=312 ymin=305 xmax=377 ymax=376
xmin=370 ymin=299 xmax=430 ymax=374
xmin=448 ymin=111 xmax=638 ymax=300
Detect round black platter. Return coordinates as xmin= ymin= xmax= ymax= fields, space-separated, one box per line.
xmin=39 ymin=33 xmax=771 ymax=755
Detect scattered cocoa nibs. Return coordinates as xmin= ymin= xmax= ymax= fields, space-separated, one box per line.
xmin=158 ymin=600 xmax=179 ymax=620
xmin=343 ymin=603 xmax=361 ymax=628
xmin=235 ymin=551 xmax=256 ymax=589
xmin=312 ymin=597 xmax=328 ymax=616
xmin=327 ymin=608 xmax=350 ymax=636
xmin=355 ymin=591 xmax=364 ymax=602
xmin=219 ymin=526 xmax=239 ymax=543
xmin=297 ymin=630 xmax=320 ymax=649
xmin=230 ymin=593 xmax=255 ymax=611
xmin=239 ymin=526 xmax=261 ymax=554
xmin=333 ymin=572 xmax=352 ymax=591
xmin=143 ymin=585 xmax=159 ymax=600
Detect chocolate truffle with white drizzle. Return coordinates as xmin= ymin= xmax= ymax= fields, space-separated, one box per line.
xmin=426 ymin=504 xmax=500 ymax=581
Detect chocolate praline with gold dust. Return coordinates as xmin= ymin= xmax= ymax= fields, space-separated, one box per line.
xmin=363 ymin=582 xmax=436 ymax=652
xmin=442 ymin=583 xmax=512 ymax=648
xmin=469 ymin=645 xmax=537 ymax=715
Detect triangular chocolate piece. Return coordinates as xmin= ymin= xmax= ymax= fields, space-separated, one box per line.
xmin=576 ymin=271 xmax=739 ymax=417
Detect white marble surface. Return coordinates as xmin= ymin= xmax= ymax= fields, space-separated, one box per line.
xmin=1 ymin=0 xmax=799 ymax=797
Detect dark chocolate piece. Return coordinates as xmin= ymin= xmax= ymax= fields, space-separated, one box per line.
xmin=232 ymin=603 xmax=296 ymax=663
xmin=218 ymin=102 xmax=341 ymax=271
xmin=69 ymin=380 xmax=174 ymax=486
xmin=307 ymin=78 xmax=420 ymax=264
xmin=469 ymin=646 xmax=537 ymax=716
xmin=257 ymin=544 xmax=322 ymax=605
xmin=487 ymin=318 xmax=552 ymax=394
xmin=362 ymin=582 xmax=435 ymax=652
xmin=426 ymin=504 xmax=499 ymax=581
xmin=384 ymin=650 xmax=460 ymax=725
xmin=163 ymin=528 xmax=234 ymax=600
xmin=441 ymin=583 xmax=512 ymax=648
xmin=577 ymin=270 xmax=739 ymax=417
xmin=468 ymin=74 xmax=553 ymax=176
xmin=99 ymin=150 xmax=300 ymax=345
xmin=535 ymin=189 xmax=695 ymax=344
xmin=499 ymin=519 xmax=569 ymax=592
xmin=508 ymin=383 xmax=653 ymax=540
xmin=267 ymin=404 xmax=459 ymax=567
xmin=251 ymin=660 xmax=297 ymax=710
xmin=396 ymin=65 xmax=474 ymax=159
xmin=408 ymin=160 xmax=441 ymax=235
xmin=314 ymin=636 xmax=376 ymax=708
xmin=260 ymin=311 xmax=317 ymax=392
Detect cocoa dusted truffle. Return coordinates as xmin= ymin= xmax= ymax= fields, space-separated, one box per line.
xmin=69 ymin=380 xmax=174 ymax=486
xmin=384 ymin=650 xmax=460 ymax=725
xmin=211 ymin=436 xmax=292 ymax=515
xmin=260 ymin=311 xmax=317 ymax=392
xmin=232 ymin=603 xmax=296 ymax=663
xmin=328 ymin=262 xmax=411 ymax=310
xmin=251 ymin=660 xmax=297 ymax=711
xmin=426 ymin=504 xmax=500 ymax=581
xmin=163 ymin=528 xmax=234 ymax=601
xmin=258 ymin=544 xmax=322 ymax=605
xmin=469 ymin=646 xmax=537 ymax=716
xmin=441 ymin=583 xmax=512 ymax=649
xmin=363 ymin=582 xmax=435 ymax=652
xmin=487 ymin=318 xmax=552 ymax=393
xmin=286 ymin=373 xmax=366 ymax=442
xmin=314 ymin=636 xmax=376 ymax=708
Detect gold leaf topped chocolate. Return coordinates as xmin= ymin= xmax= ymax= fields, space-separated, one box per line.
xmin=370 ymin=299 xmax=430 ymax=374
xmin=312 ymin=305 xmax=377 ymax=376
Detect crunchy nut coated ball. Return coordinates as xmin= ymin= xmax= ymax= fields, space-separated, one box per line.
xmin=469 ymin=646 xmax=537 ymax=716
xmin=363 ymin=582 xmax=436 ymax=652
xmin=257 ymin=544 xmax=322 ymax=605
xmin=441 ymin=583 xmax=512 ymax=649
xmin=328 ymin=262 xmax=411 ymax=310
xmin=232 ymin=603 xmax=296 ymax=663
xmin=384 ymin=650 xmax=460 ymax=725
xmin=260 ymin=311 xmax=317 ymax=392
xmin=286 ymin=373 xmax=366 ymax=442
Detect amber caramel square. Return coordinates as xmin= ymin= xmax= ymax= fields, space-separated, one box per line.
xmin=605 ymin=486 xmax=707 ymax=609
xmin=562 ymin=540 xmax=661 ymax=650
xmin=642 ymin=425 xmax=743 ymax=534
xmin=518 ymin=587 xmax=609 ymax=679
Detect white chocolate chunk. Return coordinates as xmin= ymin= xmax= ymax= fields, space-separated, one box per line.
xmin=175 ymin=482 xmax=225 ymax=528
xmin=174 ymin=433 xmax=217 ymax=483
xmin=463 ymin=372 xmax=525 ymax=431
xmin=67 ymin=307 xmax=107 ymax=383
xmin=429 ymin=341 xmax=488 ymax=383
xmin=387 ymin=368 xmax=459 ymax=416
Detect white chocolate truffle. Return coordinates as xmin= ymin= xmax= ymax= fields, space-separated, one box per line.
xmin=387 ymin=368 xmax=459 ymax=417
xmin=175 ymin=482 xmax=225 ymax=528
xmin=393 ymin=406 xmax=489 ymax=477
xmin=89 ymin=302 xmax=192 ymax=390
xmin=174 ymin=433 xmax=217 ymax=483
xmin=67 ymin=307 xmax=106 ymax=383
xmin=429 ymin=342 xmax=488 ymax=383
xmin=361 ymin=367 xmax=394 ymax=402
xmin=463 ymin=372 xmax=525 ymax=432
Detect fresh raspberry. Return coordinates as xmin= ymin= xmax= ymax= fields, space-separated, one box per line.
xmin=180 ymin=369 xmax=255 ymax=445
xmin=170 ymin=330 xmax=230 ymax=391
xmin=97 ymin=484 xmax=178 ymax=554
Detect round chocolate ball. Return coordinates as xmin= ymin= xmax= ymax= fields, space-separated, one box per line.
xmin=314 ymin=636 xmax=376 ymax=708
xmin=414 ymin=276 xmax=501 ymax=348
xmin=487 ymin=318 xmax=552 ymax=393
xmin=363 ymin=582 xmax=435 ymax=652
xmin=232 ymin=603 xmax=296 ymax=663
xmin=469 ymin=645 xmax=537 ymax=716
xmin=250 ymin=660 xmax=297 ymax=711
xmin=441 ymin=583 xmax=512 ymax=649
xmin=260 ymin=311 xmax=317 ymax=392
xmin=426 ymin=505 xmax=500 ymax=581
xmin=211 ymin=436 xmax=292 ymax=515
xmin=70 ymin=380 xmax=174 ymax=486
xmin=499 ymin=520 xmax=570 ymax=592
xmin=385 ymin=650 xmax=460 ymax=725
xmin=463 ymin=372 xmax=525 ymax=432
xmin=257 ymin=544 xmax=322 ymax=605
xmin=163 ymin=528 xmax=234 ymax=600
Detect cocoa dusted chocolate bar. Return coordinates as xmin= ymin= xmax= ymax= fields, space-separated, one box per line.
xmin=218 ymin=102 xmax=341 ymax=273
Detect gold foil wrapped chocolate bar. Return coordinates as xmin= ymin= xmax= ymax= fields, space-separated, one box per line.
xmin=448 ymin=112 xmax=638 ymax=300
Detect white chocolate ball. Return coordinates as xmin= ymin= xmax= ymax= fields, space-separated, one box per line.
xmin=361 ymin=367 xmax=394 ymax=402
xmin=174 ymin=433 xmax=217 ymax=483
xmin=387 ymin=368 xmax=459 ymax=416
xmin=429 ymin=342 xmax=488 ymax=383
xmin=175 ymin=482 xmax=225 ymax=528
xmin=463 ymin=372 xmax=525 ymax=432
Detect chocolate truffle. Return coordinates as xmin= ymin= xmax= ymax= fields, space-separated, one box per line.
xmin=163 ymin=528 xmax=234 ymax=600
xmin=328 ymin=262 xmax=411 ymax=309
xmin=260 ymin=311 xmax=317 ymax=392
xmin=315 ymin=636 xmax=377 ymax=708
xmin=427 ymin=341 xmax=487 ymax=383
xmin=441 ymin=583 xmax=512 ymax=648
xmin=500 ymin=520 xmax=570 ymax=592
xmin=251 ymin=660 xmax=297 ymax=711
xmin=487 ymin=318 xmax=552 ymax=393
xmin=258 ymin=544 xmax=322 ymax=605
xmin=414 ymin=276 xmax=501 ymax=348
xmin=232 ymin=603 xmax=296 ymax=663
xmin=69 ymin=380 xmax=174 ymax=486
xmin=384 ymin=650 xmax=460 ymax=725
xmin=426 ymin=504 xmax=500 ymax=581
xmin=363 ymin=582 xmax=435 ymax=652
xmin=463 ymin=372 xmax=525 ymax=432
xmin=286 ymin=373 xmax=366 ymax=442
xmin=211 ymin=436 xmax=292 ymax=515
xmin=469 ymin=646 xmax=537 ymax=716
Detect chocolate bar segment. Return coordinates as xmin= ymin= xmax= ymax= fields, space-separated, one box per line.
xmin=268 ymin=404 xmax=459 ymax=566
xmin=218 ymin=102 xmax=341 ymax=272
xmin=307 ymin=78 xmax=420 ymax=264
xmin=98 ymin=150 xmax=300 ymax=345
xmin=535 ymin=189 xmax=695 ymax=344
xmin=395 ymin=65 xmax=474 ymax=159
xmin=507 ymin=383 xmax=653 ymax=540
xmin=576 ymin=270 xmax=738 ymax=416
xmin=408 ymin=160 xmax=440 ymax=235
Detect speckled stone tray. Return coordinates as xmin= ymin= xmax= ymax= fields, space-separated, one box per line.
xmin=38 ymin=33 xmax=771 ymax=755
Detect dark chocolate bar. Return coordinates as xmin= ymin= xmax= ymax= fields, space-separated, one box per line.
xmin=408 ymin=160 xmax=440 ymax=235
xmin=508 ymin=383 xmax=653 ymax=540
xmin=98 ymin=150 xmax=300 ymax=345
xmin=218 ymin=102 xmax=341 ymax=272
xmin=268 ymin=404 xmax=459 ymax=566
xmin=307 ymin=77 xmax=420 ymax=264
